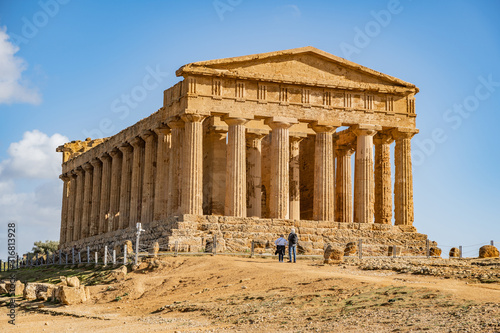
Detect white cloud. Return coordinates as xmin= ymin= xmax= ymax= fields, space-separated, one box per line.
xmin=0 ymin=130 xmax=68 ymax=179
xmin=0 ymin=130 xmax=67 ymax=259
xmin=0 ymin=27 xmax=41 ymax=105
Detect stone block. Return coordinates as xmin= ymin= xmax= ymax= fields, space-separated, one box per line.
xmin=429 ymin=247 xmax=442 ymax=258
xmin=59 ymin=286 xmax=89 ymax=305
xmin=449 ymin=247 xmax=460 ymax=258
xmin=479 ymin=245 xmax=499 ymax=258
xmin=324 ymin=244 xmax=343 ymax=264
xmin=344 ymin=242 xmax=357 ymax=256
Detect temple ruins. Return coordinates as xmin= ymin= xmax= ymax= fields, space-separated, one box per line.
xmin=57 ymin=47 xmax=433 ymax=255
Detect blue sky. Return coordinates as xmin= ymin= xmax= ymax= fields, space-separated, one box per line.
xmin=0 ymin=0 xmax=499 ymax=260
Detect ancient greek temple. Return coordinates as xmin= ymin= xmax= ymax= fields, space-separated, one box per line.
xmin=58 ymin=47 xmax=430 ymax=254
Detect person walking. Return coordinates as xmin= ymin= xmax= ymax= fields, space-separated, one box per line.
xmin=288 ymin=228 xmax=298 ymax=263
xmin=274 ymin=234 xmax=288 ymax=262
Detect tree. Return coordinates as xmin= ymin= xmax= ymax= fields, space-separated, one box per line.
xmin=31 ymin=240 xmax=59 ymax=256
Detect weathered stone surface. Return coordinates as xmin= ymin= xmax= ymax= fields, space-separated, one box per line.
xmin=110 ymin=265 xmax=128 ymax=281
xmin=57 ymin=47 xmax=424 ymax=256
xmin=153 ymin=241 xmax=160 ymax=258
xmin=66 ymin=276 xmax=80 ymax=288
xmin=0 ymin=283 xmax=7 ymax=294
xmin=23 ymin=283 xmax=52 ymax=301
xmin=429 ymin=247 xmax=442 ymax=258
xmin=59 ymin=286 xmax=89 ymax=305
xmin=344 ymin=242 xmax=357 ymax=256
xmin=324 ymin=244 xmax=343 ymax=264
xmin=449 ymin=247 xmax=460 ymax=258
xmin=479 ymin=245 xmax=499 ymax=258
xmin=5 ymin=280 xmax=24 ymax=296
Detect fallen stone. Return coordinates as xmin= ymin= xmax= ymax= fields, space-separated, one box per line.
xmin=429 ymin=247 xmax=442 ymax=258
xmin=153 ymin=242 xmax=160 ymax=258
xmin=66 ymin=276 xmax=80 ymax=288
xmin=449 ymin=247 xmax=460 ymax=258
xmin=344 ymin=242 xmax=357 ymax=256
xmin=324 ymin=244 xmax=343 ymax=264
xmin=0 ymin=283 xmax=7 ymax=294
xmin=5 ymin=281 xmax=25 ymax=296
xmin=59 ymin=286 xmax=89 ymax=305
xmin=23 ymin=283 xmax=52 ymax=301
xmin=110 ymin=265 xmax=128 ymax=281
xmin=479 ymin=245 xmax=499 ymax=258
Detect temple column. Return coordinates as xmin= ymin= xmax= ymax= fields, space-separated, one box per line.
xmin=141 ymin=131 xmax=157 ymax=224
xmin=374 ymin=133 xmax=394 ymax=224
xmin=204 ymin=124 xmax=227 ymax=215
xmin=223 ymin=116 xmax=249 ymax=217
xmin=67 ymin=172 xmax=77 ymax=243
xmin=99 ymin=153 xmax=112 ymax=233
xmin=289 ymin=135 xmax=304 ymax=220
xmin=265 ymin=117 xmax=297 ymax=219
xmin=129 ymin=137 xmax=145 ymax=226
xmin=72 ymin=167 xmax=84 ymax=241
xmin=352 ymin=125 xmax=378 ymax=223
xmin=392 ymin=128 xmax=418 ymax=226
xmin=181 ymin=114 xmax=207 ymax=215
xmin=81 ymin=163 xmax=93 ymax=238
xmin=335 ymin=144 xmax=355 ymax=222
xmin=246 ymin=130 xmax=267 ymax=218
xmin=59 ymin=174 xmax=70 ymax=245
xmin=109 ymin=148 xmax=123 ymax=230
xmin=89 ymin=158 xmax=102 ymax=236
xmin=167 ymin=119 xmax=184 ymax=216
xmin=153 ymin=127 xmax=171 ymax=221
xmin=309 ymin=122 xmax=338 ymax=221
xmin=118 ymin=143 xmax=133 ymax=229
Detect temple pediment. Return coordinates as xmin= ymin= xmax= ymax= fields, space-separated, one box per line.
xmin=177 ymin=46 xmax=418 ymax=93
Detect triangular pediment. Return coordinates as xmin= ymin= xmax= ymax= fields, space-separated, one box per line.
xmin=177 ymin=47 xmax=418 ymax=93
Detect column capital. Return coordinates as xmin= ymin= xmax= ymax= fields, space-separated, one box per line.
xmin=100 ymin=152 xmax=112 ymax=161
xmin=59 ymin=174 xmax=70 ymax=182
xmin=75 ymin=166 xmax=84 ymax=175
xmin=391 ymin=128 xmax=419 ymax=139
xmin=336 ymin=143 xmax=355 ymax=156
xmin=70 ymin=169 xmax=78 ymax=178
xmin=167 ymin=116 xmax=185 ymax=129
xmin=308 ymin=121 xmax=341 ymax=133
xmin=89 ymin=158 xmax=101 ymax=168
xmin=374 ymin=132 xmax=394 ymax=145
xmin=118 ymin=143 xmax=133 ymax=153
xmin=181 ymin=114 xmax=207 ymax=123
xmin=154 ymin=126 xmax=171 ymax=136
xmin=129 ymin=136 xmax=145 ymax=148
xmin=265 ymin=116 xmax=298 ymax=130
xmin=140 ymin=130 xmax=156 ymax=140
xmin=222 ymin=115 xmax=250 ymax=126
xmin=82 ymin=162 xmax=93 ymax=172
xmin=109 ymin=148 xmax=122 ymax=158
xmin=351 ymin=124 xmax=381 ymax=137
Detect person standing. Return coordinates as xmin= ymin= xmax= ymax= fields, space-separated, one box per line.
xmin=274 ymin=234 xmax=288 ymax=262
xmin=288 ymin=228 xmax=298 ymax=263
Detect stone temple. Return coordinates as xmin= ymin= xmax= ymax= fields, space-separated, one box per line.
xmin=57 ymin=47 xmax=434 ymax=255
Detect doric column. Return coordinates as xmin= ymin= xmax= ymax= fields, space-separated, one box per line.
xmin=392 ymin=128 xmax=418 ymax=226
xmin=66 ymin=171 xmax=77 ymax=243
xmin=141 ymin=130 xmax=157 ymax=224
xmin=335 ymin=144 xmax=355 ymax=223
xmin=181 ymin=114 xmax=207 ymax=215
xmin=59 ymin=174 xmax=70 ymax=245
xmin=204 ymin=124 xmax=227 ymax=215
xmin=246 ymin=130 xmax=267 ymax=218
xmin=352 ymin=125 xmax=378 ymax=223
xmin=223 ymin=116 xmax=249 ymax=217
xmin=265 ymin=117 xmax=297 ymax=219
xmin=289 ymin=135 xmax=304 ymax=220
xmin=309 ymin=122 xmax=338 ymax=221
xmin=129 ymin=137 xmax=145 ymax=225
xmin=118 ymin=143 xmax=133 ymax=229
xmin=167 ymin=119 xmax=184 ymax=216
xmin=153 ymin=127 xmax=171 ymax=221
xmin=99 ymin=153 xmax=112 ymax=233
xmin=89 ymin=158 xmax=102 ymax=236
xmin=374 ymin=133 xmax=394 ymax=224
xmin=81 ymin=162 xmax=93 ymax=238
xmin=109 ymin=148 xmax=123 ymax=231
xmin=72 ymin=167 xmax=84 ymax=241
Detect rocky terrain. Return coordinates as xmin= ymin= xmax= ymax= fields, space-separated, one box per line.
xmin=0 ymin=255 xmax=499 ymax=332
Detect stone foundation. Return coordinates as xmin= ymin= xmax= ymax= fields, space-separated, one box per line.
xmin=61 ymin=215 xmax=434 ymax=257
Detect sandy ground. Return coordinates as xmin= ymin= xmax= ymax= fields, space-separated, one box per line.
xmin=1 ymin=256 xmax=499 ymax=332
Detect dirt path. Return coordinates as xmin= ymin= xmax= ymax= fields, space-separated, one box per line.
xmin=1 ymin=256 xmax=499 ymax=332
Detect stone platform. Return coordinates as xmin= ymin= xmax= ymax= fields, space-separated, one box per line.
xmin=61 ymin=215 xmax=435 ymax=257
